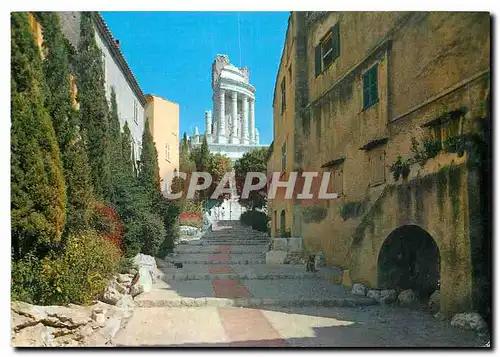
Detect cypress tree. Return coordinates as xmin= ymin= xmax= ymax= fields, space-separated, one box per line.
xmin=121 ymin=122 xmax=135 ymax=179
xmin=108 ymin=87 xmax=123 ymax=203
xmin=138 ymin=117 xmax=161 ymax=200
xmin=11 ymin=12 xmax=66 ymax=259
xmin=39 ymin=12 xmax=95 ymax=232
xmin=76 ymin=11 xmax=111 ymax=201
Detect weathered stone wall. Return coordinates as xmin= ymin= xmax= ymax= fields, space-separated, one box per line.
xmin=268 ymin=13 xmax=295 ymax=237
xmin=272 ymin=11 xmax=490 ymax=315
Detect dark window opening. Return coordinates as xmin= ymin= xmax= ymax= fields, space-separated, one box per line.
xmin=363 ymin=64 xmax=379 ymax=109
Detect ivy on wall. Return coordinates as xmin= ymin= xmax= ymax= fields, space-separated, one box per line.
xmin=339 ymin=201 xmax=366 ymax=221
xmin=302 ymin=206 xmax=328 ymax=223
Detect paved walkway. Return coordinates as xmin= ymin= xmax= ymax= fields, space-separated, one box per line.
xmin=116 ymin=221 xmax=488 ymax=347
xmin=114 ymin=305 xmax=488 ymax=347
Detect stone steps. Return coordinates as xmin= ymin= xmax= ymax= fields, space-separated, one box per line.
xmin=174 ymin=245 xmax=268 ymax=254
xmin=160 ymin=264 xmax=324 ymax=281
xmin=134 ymin=279 xmax=376 ymax=308
xmin=182 ymin=240 xmax=269 ymax=246
xmin=135 ymin=295 xmax=377 ymax=308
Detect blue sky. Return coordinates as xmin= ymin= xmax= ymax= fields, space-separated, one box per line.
xmin=101 ymin=11 xmax=290 ymax=145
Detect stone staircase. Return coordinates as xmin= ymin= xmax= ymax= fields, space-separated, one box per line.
xmin=135 ymin=220 xmax=377 ymax=308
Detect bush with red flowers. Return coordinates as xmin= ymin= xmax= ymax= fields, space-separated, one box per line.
xmin=91 ymin=202 xmax=124 ymax=253
xmin=179 ymin=211 xmax=202 ymax=223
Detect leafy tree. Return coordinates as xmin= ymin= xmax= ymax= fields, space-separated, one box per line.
xmin=208 ymin=153 xmax=233 ymax=201
xmin=234 ymin=147 xmax=269 ymax=210
xmin=76 ymin=11 xmax=111 ymax=200
xmin=191 ymin=134 xmax=210 ymax=172
xmin=11 ymin=12 xmax=67 ymax=260
xmin=39 ymin=12 xmax=95 ymax=233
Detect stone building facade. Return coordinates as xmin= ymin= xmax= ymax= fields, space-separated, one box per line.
xmin=269 ymin=12 xmax=490 ymax=318
xmin=58 ymin=12 xmax=147 ymax=162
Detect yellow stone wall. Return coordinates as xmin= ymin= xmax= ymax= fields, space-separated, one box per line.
xmin=145 ymin=95 xmax=180 ymax=192
xmin=268 ymin=14 xmax=296 ymax=237
xmin=273 ymin=11 xmax=490 ymax=314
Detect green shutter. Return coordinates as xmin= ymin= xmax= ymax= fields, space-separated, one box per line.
xmin=315 ymin=45 xmax=321 ymax=76
xmin=363 ymin=71 xmax=369 ymax=109
xmin=332 ymin=23 xmax=340 ymax=60
xmin=370 ymin=65 xmax=378 ymax=103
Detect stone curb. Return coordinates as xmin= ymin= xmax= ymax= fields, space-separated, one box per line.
xmin=175 ymin=249 xmax=268 ymax=254
xmin=135 ymin=296 xmax=377 ymax=308
xmin=161 ymin=272 xmax=323 ymax=281
xmin=177 ymin=259 xmax=266 ymax=264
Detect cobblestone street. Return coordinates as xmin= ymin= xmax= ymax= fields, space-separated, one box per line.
xmin=113 ymin=221 xmax=489 ymax=347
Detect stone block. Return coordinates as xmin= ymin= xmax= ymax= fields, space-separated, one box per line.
xmin=265 ymin=250 xmax=287 ymax=265
xmin=342 ymin=270 xmax=353 ymax=288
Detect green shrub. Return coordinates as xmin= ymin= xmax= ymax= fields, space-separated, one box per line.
xmin=124 ymin=213 xmax=166 ymax=257
xmin=240 ymin=210 xmax=269 ymax=232
xmin=11 ymin=230 xmax=122 ymax=305
xmin=11 ymin=253 xmax=42 ymax=304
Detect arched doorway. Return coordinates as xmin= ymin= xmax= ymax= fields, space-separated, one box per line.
xmin=280 ymin=210 xmax=286 ymax=235
xmin=377 ymin=225 xmax=440 ymax=300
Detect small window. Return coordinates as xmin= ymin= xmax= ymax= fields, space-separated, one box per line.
xmin=281 ymin=141 xmax=287 ymax=172
xmin=288 ymin=65 xmax=292 ymax=83
xmin=363 ymin=65 xmax=379 ymax=109
xmin=280 ymin=210 xmax=286 ymax=234
xmin=133 ymin=100 xmax=138 ymax=125
xmin=369 ymin=150 xmax=385 ymax=186
xmin=315 ymin=23 xmax=340 ymax=76
xmin=101 ymin=52 xmax=107 ymax=88
xmin=329 ymin=167 xmax=343 ymax=196
xmin=165 ymin=143 xmax=171 ymax=162
xmin=280 ymin=79 xmax=286 ymax=114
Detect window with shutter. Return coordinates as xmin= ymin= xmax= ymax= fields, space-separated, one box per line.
xmin=315 ymin=45 xmax=322 ymax=77
xmin=363 ymin=65 xmax=379 ymax=109
xmin=329 ymin=167 xmax=343 ymax=196
xmin=332 ymin=23 xmax=340 ymax=60
xmin=370 ymin=150 xmax=385 ymax=186
xmin=315 ymin=23 xmax=340 ymax=77
xmin=281 ymin=141 xmax=287 ymax=172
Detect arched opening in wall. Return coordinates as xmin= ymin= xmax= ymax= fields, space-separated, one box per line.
xmin=280 ymin=210 xmax=286 ymax=236
xmin=377 ymin=225 xmax=440 ymax=301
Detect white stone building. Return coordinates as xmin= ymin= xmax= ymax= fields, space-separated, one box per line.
xmin=58 ymin=12 xmax=146 ymax=162
xmin=188 ymin=55 xmax=269 ymax=220
xmin=189 ymin=54 xmax=267 ymax=162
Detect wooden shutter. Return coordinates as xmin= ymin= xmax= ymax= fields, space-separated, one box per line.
xmin=332 ymin=23 xmax=340 ymax=60
xmin=315 ymin=45 xmax=321 ymax=77
xmin=370 ymin=65 xmax=378 ymax=103
xmin=363 ymin=71 xmax=370 ymax=109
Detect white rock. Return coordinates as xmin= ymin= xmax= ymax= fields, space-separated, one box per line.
xmin=451 ymin=312 xmax=488 ymax=332
xmin=117 ymin=274 xmax=133 ymax=284
xmin=379 ymin=289 xmax=398 ymax=304
xmin=101 ymin=287 xmax=122 ymax=305
xmin=428 ymin=290 xmax=440 ymax=313
xmin=398 ymin=289 xmax=418 ymax=307
xmin=12 ymin=323 xmax=51 ymax=347
xmin=351 ymin=283 xmax=368 ymax=296
xmin=91 ymin=311 xmax=106 ymax=327
xmin=115 ymin=295 xmax=136 ymax=310
xmin=130 ymin=284 xmax=144 ymax=298
xmin=366 ymin=289 xmax=381 ymax=300
xmin=265 ymin=250 xmax=287 ymax=265
xmin=137 ymin=267 xmax=153 ymax=293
